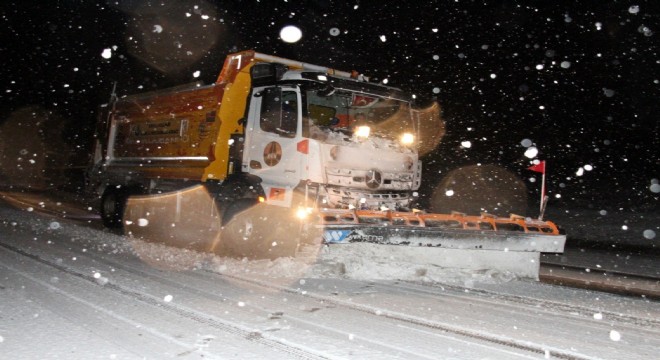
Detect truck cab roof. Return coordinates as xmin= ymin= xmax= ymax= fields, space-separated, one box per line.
xmin=273 ymin=69 xmax=410 ymax=102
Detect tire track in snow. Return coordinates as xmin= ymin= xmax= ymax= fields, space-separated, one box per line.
xmin=0 ymin=250 xmax=217 ymax=360
xmin=4 ymin=239 xmax=517 ymax=360
xmin=391 ymin=280 xmax=660 ymax=329
xmin=216 ymin=273 xmax=601 ymax=360
xmin=0 ymin=242 xmax=332 ymax=360
xmin=364 ymin=280 xmax=660 ymax=355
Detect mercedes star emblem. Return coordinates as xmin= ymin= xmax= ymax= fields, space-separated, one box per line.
xmin=365 ymin=169 xmax=382 ymax=189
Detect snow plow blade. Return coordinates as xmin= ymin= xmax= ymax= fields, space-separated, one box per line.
xmin=316 ymin=209 xmax=566 ymax=280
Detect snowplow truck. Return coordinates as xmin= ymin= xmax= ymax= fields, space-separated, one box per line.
xmin=88 ymin=50 xmax=565 ymax=277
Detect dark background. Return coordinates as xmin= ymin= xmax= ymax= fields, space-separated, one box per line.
xmin=1 ymin=1 xmax=658 ymax=218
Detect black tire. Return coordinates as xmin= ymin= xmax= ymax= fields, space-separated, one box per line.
xmin=100 ymin=188 xmax=128 ymax=228
xmin=221 ymin=199 xmax=257 ymax=226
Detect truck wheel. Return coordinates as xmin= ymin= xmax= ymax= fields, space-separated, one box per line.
xmin=265 ymin=211 xmax=300 ymax=259
xmin=221 ymin=202 xmax=299 ymax=259
xmin=101 ymin=188 xmax=127 ymax=228
xmin=221 ymin=199 xmax=257 ymax=226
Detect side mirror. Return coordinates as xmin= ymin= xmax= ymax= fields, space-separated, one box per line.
xmin=251 ymin=63 xmax=288 ymax=86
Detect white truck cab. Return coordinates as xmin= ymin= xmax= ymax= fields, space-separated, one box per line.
xmin=242 ymin=68 xmax=422 ymax=212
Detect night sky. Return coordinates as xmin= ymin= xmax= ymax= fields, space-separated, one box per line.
xmin=1 ymin=1 xmax=658 ymax=214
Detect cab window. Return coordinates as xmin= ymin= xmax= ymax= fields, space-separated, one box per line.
xmin=259 ymin=88 xmax=297 ymax=138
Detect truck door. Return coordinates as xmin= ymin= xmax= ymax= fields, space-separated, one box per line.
xmin=244 ymin=86 xmax=303 ymax=206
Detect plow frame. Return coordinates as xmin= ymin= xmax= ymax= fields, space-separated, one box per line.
xmin=314 ymin=208 xmax=567 ymax=280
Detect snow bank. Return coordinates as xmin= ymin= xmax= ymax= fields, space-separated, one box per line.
xmin=205 ymin=243 xmax=521 ymax=289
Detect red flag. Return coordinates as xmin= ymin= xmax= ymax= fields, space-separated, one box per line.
xmin=527 ymin=161 xmax=546 ymax=174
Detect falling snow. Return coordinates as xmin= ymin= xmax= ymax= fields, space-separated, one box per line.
xmin=280 ymin=25 xmax=302 ymax=43
xmin=0 ymin=1 xmax=658 ymax=356
xmin=651 ymin=182 xmax=660 ymax=193
xmin=609 ymin=330 xmax=621 ymax=342
xmin=524 ymin=147 xmax=539 ymax=159
xmin=101 ymin=48 xmax=112 ymax=59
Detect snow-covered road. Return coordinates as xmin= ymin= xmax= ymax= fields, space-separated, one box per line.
xmin=1 ymin=198 xmax=659 ymax=359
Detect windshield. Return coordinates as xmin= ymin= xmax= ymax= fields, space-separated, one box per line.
xmin=305 ymin=88 xmax=414 ymax=142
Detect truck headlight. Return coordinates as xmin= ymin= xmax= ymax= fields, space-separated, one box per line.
xmin=401 ymin=133 xmax=414 ymax=145
xmin=355 ymin=126 xmax=370 ymax=138
xmin=296 ymin=207 xmax=313 ymax=219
